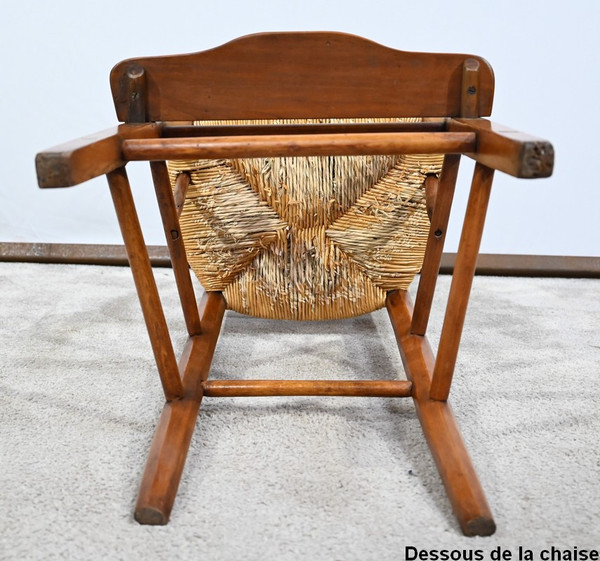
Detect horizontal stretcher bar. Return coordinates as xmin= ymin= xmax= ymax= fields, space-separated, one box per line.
xmin=121 ymin=132 xmax=476 ymax=160
xmin=201 ymin=379 xmax=413 ymax=398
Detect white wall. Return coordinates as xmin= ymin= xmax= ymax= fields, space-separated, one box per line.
xmin=2 ymin=0 xmax=598 ymax=255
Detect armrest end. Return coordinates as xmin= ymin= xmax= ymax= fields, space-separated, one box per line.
xmin=36 ymin=151 xmax=76 ymax=188
xmin=449 ymin=119 xmax=554 ymax=178
xmin=519 ymin=139 xmax=554 ymax=178
xmin=35 ymin=124 xmax=161 ymax=188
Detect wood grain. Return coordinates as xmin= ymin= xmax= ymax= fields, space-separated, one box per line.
xmin=460 ymin=59 xmax=480 ymax=118
xmin=149 ymin=161 xmax=201 ymax=336
xmin=448 ymin=118 xmax=554 ymax=178
xmin=201 ymin=379 xmax=413 ymax=398
xmin=412 ymin=154 xmax=461 ymax=336
xmin=429 ymin=163 xmax=494 ymax=401
xmin=110 ymin=32 xmax=494 ymax=121
xmin=173 ymin=172 xmax=190 ymax=217
xmin=386 ymin=290 xmax=495 ymax=536
xmin=121 ymin=132 xmax=476 ymax=160
xmin=36 ymin=124 xmax=160 ymax=188
xmin=135 ymin=292 xmax=226 ymax=525
xmin=107 ymin=167 xmax=183 ymax=401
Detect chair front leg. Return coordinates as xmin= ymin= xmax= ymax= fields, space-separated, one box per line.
xmin=429 ymin=162 xmax=494 ymax=401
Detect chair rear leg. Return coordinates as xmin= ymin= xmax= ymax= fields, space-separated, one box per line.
xmin=135 ymin=396 xmax=203 ymax=524
xmin=135 ymin=292 xmax=226 ymax=525
xmin=387 ymin=291 xmax=495 ymax=537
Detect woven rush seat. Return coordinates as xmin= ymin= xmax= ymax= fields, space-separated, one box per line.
xmin=168 ymin=119 xmax=443 ymax=320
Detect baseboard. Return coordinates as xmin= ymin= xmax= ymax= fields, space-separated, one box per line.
xmin=439 ymin=253 xmax=600 ymax=278
xmin=0 ymin=243 xmax=171 ymax=267
xmin=1 ymin=242 xmax=599 ymax=278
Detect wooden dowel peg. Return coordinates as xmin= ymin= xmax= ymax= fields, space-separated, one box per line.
xmin=461 ymin=58 xmax=480 ymax=118
xmin=126 ymin=64 xmax=147 ymax=123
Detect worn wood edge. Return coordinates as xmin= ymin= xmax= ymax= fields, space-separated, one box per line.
xmin=35 ymin=124 xmax=161 ymax=188
xmin=2 ymin=243 xmax=598 ymax=278
xmin=448 ymin=118 xmax=554 ymax=178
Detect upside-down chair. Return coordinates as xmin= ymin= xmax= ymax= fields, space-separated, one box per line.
xmin=35 ymin=32 xmax=554 ymax=536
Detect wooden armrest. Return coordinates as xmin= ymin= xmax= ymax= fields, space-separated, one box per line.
xmin=447 ymin=118 xmax=554 ymax=178
xmin=36 ymin=123 xmax=161 ymax=188
xmin=36 ymin=118 xmax=553 ymax=187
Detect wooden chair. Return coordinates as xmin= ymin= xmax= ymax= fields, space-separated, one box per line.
xmin=35 ymin=32 xmax=554 ymax=536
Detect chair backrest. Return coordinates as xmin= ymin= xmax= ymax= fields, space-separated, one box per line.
xmin=110 ymin=31 xmax=494 ymax=123
xmin=109 ymin=33 xmax=495 ymax=320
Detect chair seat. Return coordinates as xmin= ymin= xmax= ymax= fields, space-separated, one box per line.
xmin=169 ymin=119 xmax=443 ymax=320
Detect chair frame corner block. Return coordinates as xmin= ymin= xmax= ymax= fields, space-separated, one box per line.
xmin=35 ymin=32 xmax=554 ymax=537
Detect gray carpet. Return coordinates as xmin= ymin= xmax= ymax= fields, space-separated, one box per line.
xmin=1 ymin=262 xmax=599 ymax=560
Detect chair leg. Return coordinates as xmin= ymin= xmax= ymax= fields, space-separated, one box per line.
xmin=411 ymin=154 xmax=461 ymax=336
xmin=429 ymin=162 xmax=494 ymax=401
xmin=135 ymin=292 xmax=226 ymax=525
xmin=149 ymin=161 xmax=202 ymax=336
xmin=387 ymin=290 xmax=495 ymax=537
xmin=107 ymin=167 xmax=183 ymax=402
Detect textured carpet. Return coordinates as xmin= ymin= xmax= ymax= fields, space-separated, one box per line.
xmin=1 ymin=263 xmax=599 ymax=560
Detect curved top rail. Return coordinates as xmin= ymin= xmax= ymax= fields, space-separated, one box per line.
xmin=110 ymin=31 xmax=494 ymax=122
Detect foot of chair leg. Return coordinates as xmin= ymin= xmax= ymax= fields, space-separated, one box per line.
xmin=418 ymin=396 xmax=496 ymax=536
xmin=134 ymin=397 xmax=202 ymax=525
xmin=465 ymin=516 xmax=496 ymax=537
xmin=135 ymin=506 xmax=169 ymax=526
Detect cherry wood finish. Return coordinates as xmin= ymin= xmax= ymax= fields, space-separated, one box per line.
xmin=412 ymin=154 xmax=461 ymax=336
xmin=387 ymin=290 xmax=495 ymax=536
xmin=35 ymin=119 xmax=552 ymax=189
xmin=36 ymin=124 xmax=160 ymax=188
xmin=34 ymin=32 xmax=556 ymax=536
xmin=135 ymin=291 xmax=226 ymax=524
xmin=430 ymin=163 xmax=495 ymax=401
xmin=448 ymin=118 xmax=554 ymax=178
xmin=161 ymin=120 xmax=446 ymax=138
xmin=121 ymin=131 xmax=476 ymax=161
xmin=107 ymin=167 xmax=183 ymax=402
xmin=173 ymin=172 xmax=190 ymax=217
xmin=149 ymin=161 xmax=201 ymax=336
xmin=201 ymin=379 xmax=413 ymax=398
xmin=460 ymin=59 xmax=481 ymax=118
xmin=110 ymin=32 xmax=494 ymax=122
xmin=424 ymin=173 xmax=439 ymax=220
